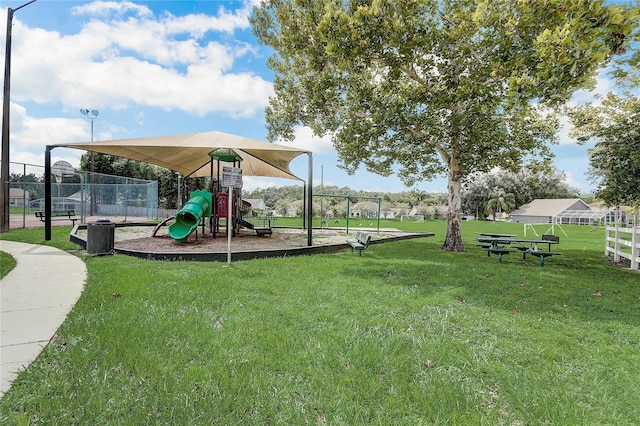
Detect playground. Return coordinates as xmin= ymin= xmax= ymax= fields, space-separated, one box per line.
xmin=70 ymin=222 xmax=429 ymax=261
xmin=39 ymin=131 xmax=436 ymax=260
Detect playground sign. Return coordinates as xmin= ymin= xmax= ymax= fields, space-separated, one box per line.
xmin=222 ymin=166 xmax=243 ymax=188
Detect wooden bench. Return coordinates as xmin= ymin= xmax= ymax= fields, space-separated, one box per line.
xmin=347 ymin=231 xmax=371 ymax=256
xmin=483 ymin=247 xmax=516 ymax=263
xmin=523 ymin=250 xmax=561 ymax=267
xmin=35 ymin=210 xmax=78 ymax=225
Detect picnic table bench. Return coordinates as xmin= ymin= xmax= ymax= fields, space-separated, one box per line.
xmin=35 ymin=210 xmax=78 ymax=225
xmin=347 ymin=231 xmax=371 ymax=256
xmin=476 ymin=234 xmax=561 ymax=266
xmin=520 ymin=249 xmax=562 ymax=266
xmin=482 ymin=247 xmax=517 ymax=263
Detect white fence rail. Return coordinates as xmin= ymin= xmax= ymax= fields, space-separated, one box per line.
xmin=605 ymin=226 xmax=640 ymax=271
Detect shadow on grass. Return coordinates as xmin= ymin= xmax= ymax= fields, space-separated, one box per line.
xmin=334 ymin=238 xmax=640 ymax=326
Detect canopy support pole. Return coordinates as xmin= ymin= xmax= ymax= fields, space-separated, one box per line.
xmin=307 ymin=152 xmax=312 ymax=246
xmin=45 ymin=146 xmax=52 ymax=240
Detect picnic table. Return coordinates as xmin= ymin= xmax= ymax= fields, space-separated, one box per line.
xmin=34 ymin=210 xmax=78 ymax=226
xmin=508 ymin=238 xmax=558 ymax=253
xmin=475 ymin=234 xmax=561 ymax=266
xmin=474 ymin=232 xmax=517 ymax=238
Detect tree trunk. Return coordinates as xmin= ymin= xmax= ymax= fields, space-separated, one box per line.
xmin=442 ymin=157 xmax=465 ymax=252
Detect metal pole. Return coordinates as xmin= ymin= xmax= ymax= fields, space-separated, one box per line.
xmin=78 ymin=172 xmax=85 ymax=223
xmin=81 ymin=109 xmax=98 ymax=215
xmin=177 ymin=174 xmax=181 ymax=207
xmin=0 ymin=8 xmax=15 ymax=233
xmin=307 ymin=152 xmax=313 ymax=246
xmin=302 ymin=182 xmax=306 ymax=230
xmin=90 ymin=116 xmax=93 ymax=216
xmin=346 ymin=196 xmax=350 ymax=234
xmin=45 ymin=146 xmax=52 ymax=240
xmin=320 ymin=164 xmax=323 ymax=219
xmin=227 ymin=185 xmax=232 ymax=264
xmin=22 ymin=163 xmax=26 ymax=228
xmin=1 ymin=0 xmax=39 ymax=233
xmin=124 ymin=177 xmax=129 ymax=222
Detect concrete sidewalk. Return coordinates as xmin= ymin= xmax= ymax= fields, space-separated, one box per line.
xmin=0 ymin=241 xmax=86 ymax=396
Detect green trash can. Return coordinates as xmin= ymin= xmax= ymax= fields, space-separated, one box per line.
xmin=87 ymin=219 xmax=115 ymax=255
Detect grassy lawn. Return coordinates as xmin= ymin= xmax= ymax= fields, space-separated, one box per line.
xmin=1 ymin=221 xmax=639 ymax=424
xmin=0 ymin=251 xmax=17 ymax=279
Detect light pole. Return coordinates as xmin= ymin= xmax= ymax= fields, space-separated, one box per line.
xmin=1 ymin=0 xmax=38 ymax=233
xmin=80 ymin=108 xmax=98 ymax=215
xmin=80 ymin=109 xmax=99 ymax=154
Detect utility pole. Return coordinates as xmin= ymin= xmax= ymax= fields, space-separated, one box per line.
xmin=1 ymin=0 xmax=39 ymax=232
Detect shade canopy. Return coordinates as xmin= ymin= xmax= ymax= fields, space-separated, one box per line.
xmin=51 ymin=131 xmax=308 ymax=180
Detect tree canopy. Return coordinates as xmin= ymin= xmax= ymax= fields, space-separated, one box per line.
xmin=567 ymin=17 xmax=640 ymax=210
xmin=251 ymin=0 xmax=638 ymax=250
xmin=461 ymin=168 xmax=580 ymax=218
xmin=486 ymin=189 xmax=516 ymax=221
xmin=569 ymin=92 xmax=640 ymax=208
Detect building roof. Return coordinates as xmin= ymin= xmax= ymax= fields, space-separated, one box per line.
xmin=9 ymin=188 xmax=28 ymax=197
xmin=244 ymin=198 xmax=267 ymax=210
xmin=511 ymin=198 xmax=590 ymax=217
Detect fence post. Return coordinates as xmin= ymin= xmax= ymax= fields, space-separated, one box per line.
xmin=614 ymin=225 xmax=621 ymax=263
xmin=632 ymin=226 xmax=639 ymax=270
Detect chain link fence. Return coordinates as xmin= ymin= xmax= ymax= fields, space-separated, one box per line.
xmin=8 ymin=162 xmax=158 ymax=226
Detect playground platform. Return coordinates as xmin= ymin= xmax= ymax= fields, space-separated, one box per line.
xmin=70 ymin=223 xmax=435 ymax=262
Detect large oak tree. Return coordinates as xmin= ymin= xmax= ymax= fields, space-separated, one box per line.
xmin=251 ymin=0 xmax=637 ymax=250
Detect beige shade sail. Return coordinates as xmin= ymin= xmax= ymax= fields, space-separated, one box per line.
xmin=51 ymin=131 xmax=309 ymax=180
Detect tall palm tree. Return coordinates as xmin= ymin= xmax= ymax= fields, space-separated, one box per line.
xmin=486 ymin=189 xmax=516 ymax=221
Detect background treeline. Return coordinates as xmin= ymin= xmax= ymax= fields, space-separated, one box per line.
xmin=11 ymin=153 xmax=585 ymax=218
xmin=244 ymin=168 xmax=584 ymax=218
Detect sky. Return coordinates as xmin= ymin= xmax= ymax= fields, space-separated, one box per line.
xmin=0 ymin=0 xmax=632 ymax=194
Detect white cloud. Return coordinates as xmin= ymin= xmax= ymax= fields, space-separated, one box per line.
xmin=242 ymin=176 xmax=279 ymax=192
xmin=556 ymin=67 xmax=621 ymax=146
xmin=562 ymin=170 xmax=588 ymax=191
xmin=277 ymin=126 xmax=336 ymax=154
xmin=5 ymin=2 xmax=271 ymax=117
xmin=72 ymin=1 xmax=154 ymax=19
xmin=556 ymin=114 xmax=574 ymax=146
xmin=568 ymin=68 xmax=616 ymax=107
xmin=7 ymin=103 xmax=89 ymax=171
xmin=10 ymin=103 xmax=87 ymax=148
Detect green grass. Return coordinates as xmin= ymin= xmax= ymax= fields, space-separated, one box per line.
xmin=0 ymin=225 xmax=78 ymax=252
xmin=0 ymin=251 xmax=17 ymax=278
xmin=1 ymin=221 xmax=639 ymax=424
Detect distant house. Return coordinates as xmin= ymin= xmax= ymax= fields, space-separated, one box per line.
xmin=244 ymin=198 xmax=268 ymax=214
xmin=510 ymin=198 xmax=627 ymax=225
xmin=9 ymin=188 xmax=29 ymax=208
xmin=510 ymin=199 xmax=590 ymax=224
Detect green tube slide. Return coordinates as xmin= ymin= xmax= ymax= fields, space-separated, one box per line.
xmin=168 ymin=190 xmax=213 ymax=242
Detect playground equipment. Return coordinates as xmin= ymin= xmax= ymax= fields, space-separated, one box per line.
xmin=168 ymin=190 xmax=213 ymax=242
xmin=167 ymin=149 xmax=273 ymax=243
xmin=314 ymin=194 xmax=381 ymax=233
